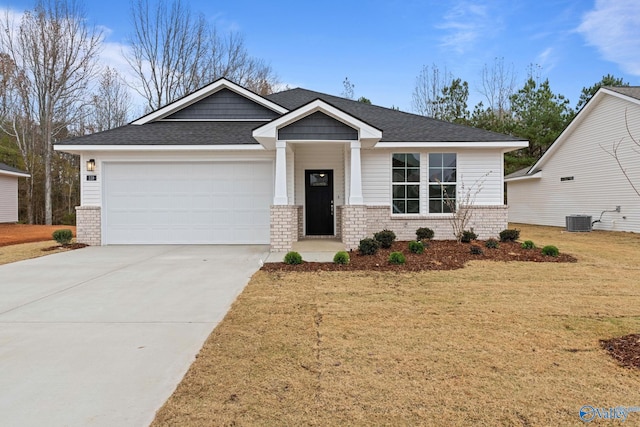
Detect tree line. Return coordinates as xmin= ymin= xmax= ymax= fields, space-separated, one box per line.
xmin=410 ymin=59 xmax=629 ymax=174
xmin=0 ymin=0 xmax=279 ymax=224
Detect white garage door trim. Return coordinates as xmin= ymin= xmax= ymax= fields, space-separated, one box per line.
xmin=103 ymin=161 xmax=273 ymax=244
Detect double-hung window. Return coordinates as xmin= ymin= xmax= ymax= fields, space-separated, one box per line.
xmin=428 ymin=153 xmax=457 ymax=213
xmin=392 ymin=153 xmax=420 ymax=214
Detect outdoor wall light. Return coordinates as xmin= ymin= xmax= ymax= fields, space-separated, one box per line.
xmin=86 ymin=159 xmax=96 ymax=172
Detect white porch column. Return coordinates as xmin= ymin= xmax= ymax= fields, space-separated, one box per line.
xmin=273 ymin=140 xmax=288 ymax=205
xmin=349 ymin=141 xmax=364 ymax=204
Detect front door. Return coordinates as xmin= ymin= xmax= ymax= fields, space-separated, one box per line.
xmin=305 ymin=170 xmax=334 ymax=235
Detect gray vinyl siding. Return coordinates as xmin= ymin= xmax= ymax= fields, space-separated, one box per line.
xmin=165 ymin=88 xmax=280 ymax=120
xmin=0 ymin=175 xmax=19 ymax=222
xmin=278 ymin=112 xmax=358 ymax=140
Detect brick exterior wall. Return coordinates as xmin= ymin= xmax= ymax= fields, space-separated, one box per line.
xmin=365 ymin=205 xmax=508 ymax=241
xmin=270 ymin=205 xmax=300 ymax=251
xmin=75 ymin=205 xmax=101 ymax=246
xmin=341 ymin=205 xmax=368 ymax=250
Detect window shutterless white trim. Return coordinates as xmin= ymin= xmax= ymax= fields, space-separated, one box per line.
xmin=428 ymin=153 xmax=457 ymax=214
xmin=391 ymin=153 xmax=421 ymax=215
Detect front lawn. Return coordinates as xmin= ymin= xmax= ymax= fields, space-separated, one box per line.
xmin=153 ymin=224 xmax=640 ymax=426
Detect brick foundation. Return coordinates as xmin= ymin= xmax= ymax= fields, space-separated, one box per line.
xmin=365 ymin=205 xmax=508 ymax=241
xmin=270 ymin=205 xmax=300 ymax=251
xmin=75 ymin=205 xmax=101 ymax=246
xmin=341 ymin=205 xmax=368 ymax=250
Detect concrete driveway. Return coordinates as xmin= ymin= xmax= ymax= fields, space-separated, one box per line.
xmin=0 ymin=245 xmax=268 ymax=427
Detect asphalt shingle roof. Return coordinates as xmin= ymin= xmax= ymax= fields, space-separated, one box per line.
xmin=0 ymin=162 xmax=28 ymax=174
xmin=606 ymin=86 xmax=640 ymax=101
xmin=266 ymin=88 xmax=523 ymax=143
xmin=56 ymin=121 xmax=263 ymax=145
xmin=56 ymin=84 xmax=525 ymax=146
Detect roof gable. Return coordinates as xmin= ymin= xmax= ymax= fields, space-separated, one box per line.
xmin=164 ymin=88 xmax=280 ymax=120
xmin=518 ymin=87 xmax=640 ymax=178
xmin=278 ymin=111 xmax=358 ymax=140
xmin=253 ymin=99 xmax=382 ymax=149
xmin=132 ymin=78 xmax=288 ymax=125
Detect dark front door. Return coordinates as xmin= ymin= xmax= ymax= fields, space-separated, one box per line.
xmin=305 ymin=170 xmax=334 ymax=235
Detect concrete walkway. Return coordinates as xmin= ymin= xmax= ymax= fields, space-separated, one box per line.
xmin=265 ymin=239 xmax=346 ymax=263
xmin=0 ymin=245 xmax=268 ymax=427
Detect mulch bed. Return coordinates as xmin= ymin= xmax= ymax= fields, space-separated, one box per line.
xmin=261 ymin=240 xmax=577 ymax=272
xmin=0 ymin=223 xmax=76 ymax=246
xmin=42 ymin=243 xmax=88 ymax=252
xmin=601 ymin=334 xmax=640 ymax=370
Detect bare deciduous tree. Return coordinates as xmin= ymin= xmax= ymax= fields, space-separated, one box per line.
xmin=478 ymin=57 xmax=516 ymax=119
xmin=127 ymin=0 xmax=279 ymax=111
xmin=442 ymin=172 xmax=491 ymax=242
xmin=91 ymin=67 xmax=131 ymax=131
xmin=412 ymin=64 xmax=456 ymax=119
xmin=1 ymin=0 xmax=101 ymax=224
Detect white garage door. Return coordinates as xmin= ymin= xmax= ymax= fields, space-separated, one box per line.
xmin=103 ymin=162 xmax=273 ymax=244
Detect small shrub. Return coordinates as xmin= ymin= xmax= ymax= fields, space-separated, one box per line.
xmin=359 ymin=238 xmax=380 ymax=255
xmin=499 ymin=229 xmax=520 ymax=242
xmin=521 ymin=240 xmax=536 ymax=250
xmin=52 ymin=229 xmax=73 ymax=246
xmin=541 ymin=245 xmax=559 ymax=257
xmin=470 ymin=244 xmax=484 ymax=255
xmin=460 ymin=230 xmax=478 ymax=243
xmin=283 ymin=251 xmax=303 ymax=265
xmin=485 ymin=238 xmax=499 ymax=249
xmin=408 ymin=240 xmax=424 ymax=254
xmin=333 ymin=251 xmax=350 ymax=265
xmin=416 ymin=227 xmax=434 ymax=241
xmin=388 ymin=251 xmax=406 ymax=265
xmin=374 ymin=229 xmax=396 ymax=248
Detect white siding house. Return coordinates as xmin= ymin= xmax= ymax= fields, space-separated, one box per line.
xmin=55 ymin=78 xmax=527 ymax=250
xmin=0 ymin=163 xmax=30 ymax=223
xmin=506 ymin=87 xmax=640 ymax=232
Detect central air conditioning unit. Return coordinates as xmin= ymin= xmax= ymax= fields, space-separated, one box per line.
xmin=566 ymin=215 xmax=592 ymax=232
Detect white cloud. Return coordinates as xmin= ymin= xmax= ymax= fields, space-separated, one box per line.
xmin=536 ymin=47 xmax=557 ymax=73
xmin=437 ymin=1 xmax=501 ymax=54
xmin=577 ymin=0 xmax=640 ymax=75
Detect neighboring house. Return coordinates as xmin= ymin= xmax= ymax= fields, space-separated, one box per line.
xmin=0 ymin=162 xmax=30 ymax=223
xmin=54 ymin=78 xmax=527 ymax=250
xmin=506 ymin=87 xmax=640 ymax=233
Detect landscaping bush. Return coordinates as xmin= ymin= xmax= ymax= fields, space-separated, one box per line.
xmin=470 ymin=244 xmax=484 ymax=255
xmin=408 ymin=240 xmax=424 ymax=254
xmin=416 ymin=227 xmax=434 ymax=241
xmin=499 ymin=229 xmax=520 ymax=242
xmin=333 ymin=251 xmax=350 ymax=265
xmin=460 ymin=230 xmax=478 ymax=243
xmin=521 ymin=240 xmax=536 ymax=250
xmin=359 ymin=238 xmax=380 ymax=255
xmin=388 ymin=251 xmax=406 ymax=265
xmin=541 ymin=245 xmax=559 ymax=257
xmin=283 ymin=251 xmax=303 ymax=265
xmin=52 ymin=229 xmax=73 ymax=246
xmin=485 ymin=238 xmax=499 ymax=249
xmin=374 ymin=229 xmax=396 ymax=249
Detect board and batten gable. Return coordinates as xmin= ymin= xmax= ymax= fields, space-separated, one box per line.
xmin=278 ymin=112 xmax=358 ymax=140
xmin=164 ymin=88 xmax=280 ymax=120
xmin=0 ymin=175 xmax=19 ymax=222
xmin=507 ymin=91 xmax=640 ymax=232
xmin=361 ymin=148 xmax=506 ymax=211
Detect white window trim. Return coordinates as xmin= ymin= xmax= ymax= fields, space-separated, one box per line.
xmin=428 ymin=152 xmax=458 ymax=215
xmin=390 ymin=152 xmax=421 ymax=216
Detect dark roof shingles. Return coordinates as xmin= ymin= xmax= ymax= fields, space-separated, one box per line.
xmin=0 ymin=162 xmax=28 ymax=174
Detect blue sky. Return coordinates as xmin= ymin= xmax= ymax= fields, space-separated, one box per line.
xmin=2 ymin=0 xmax=640 ymax=113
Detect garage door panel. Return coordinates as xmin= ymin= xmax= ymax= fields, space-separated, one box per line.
xmin=104 ymin=162 xmax=273 ymax=244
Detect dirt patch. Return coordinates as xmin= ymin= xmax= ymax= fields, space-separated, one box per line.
xmin=0 ymin=223 xmax=76 ymax=247
xmin=601 ymin=334 xmax=640 ymax=369
xmin=262 ymin=239 xmax=577 ymax=272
